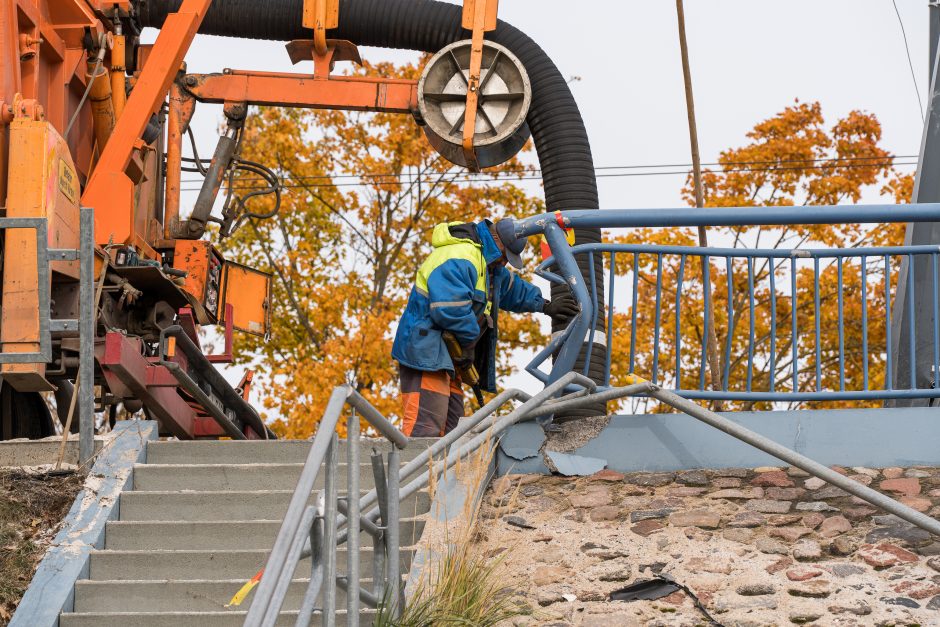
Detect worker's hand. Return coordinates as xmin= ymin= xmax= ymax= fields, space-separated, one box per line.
xmin=453 ymin=343 xmax=476 ymax=370
xmin=543 ymin=296 xmax=580 ymax=322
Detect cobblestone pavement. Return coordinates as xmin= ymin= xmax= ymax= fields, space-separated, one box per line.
xmin=475 ymin=465 xmax=940 ymax=626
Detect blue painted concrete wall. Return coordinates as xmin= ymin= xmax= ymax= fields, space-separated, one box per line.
xmin=497 ymin=407 xmax=940 ymax=475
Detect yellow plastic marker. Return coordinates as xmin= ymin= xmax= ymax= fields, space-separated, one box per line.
xmin=623 ymin=373 xmax=649 ymax=385
xmin=226 ymin=569 xmax=264 ymax=607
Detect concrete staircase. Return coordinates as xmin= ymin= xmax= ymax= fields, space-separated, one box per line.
xmin=59 ymin=439 xmax=431 ymax=626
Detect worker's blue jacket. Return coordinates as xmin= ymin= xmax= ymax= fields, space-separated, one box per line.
xmin=392 ymin=220 xmax=544 ymax=392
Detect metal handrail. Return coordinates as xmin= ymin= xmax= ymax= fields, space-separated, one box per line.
xmin=244 ymin=386 xmax=407 ymax=627
xmin=248 ymin=372 xmax=617 ymax=625
xmin=245 ymin=367 xmax=940 ymax=625
xmin=526 ymin=225 xmax=940 ymax=404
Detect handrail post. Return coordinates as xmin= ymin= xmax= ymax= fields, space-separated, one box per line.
xmin=294 ymin=494 xmax=325 ymax=627
xmin=78 ymin=207 xmax=95 ymax=466
xmin=323 ymin=432 xmax=338 ymax=627
xmin=370 ymin=448 xmax=388 ymax=602
xmin=385 ymin=447 xmax=402 ymax=617
xmin=543 ymin=221 xmax=593 ymax=408
xmin=346 ymin=410 xmax=360 ymax=627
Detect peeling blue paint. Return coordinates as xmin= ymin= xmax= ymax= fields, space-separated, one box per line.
xmin=496 ymin=407 xmax=940 ymax=476
xmin=545 ymin=450 xmax=607 ymax=476
xmin=498 ymin=421 xmax=545 ymax=461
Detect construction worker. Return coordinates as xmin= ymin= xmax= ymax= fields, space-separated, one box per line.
xmin=392 ymin=218 xmax=579 ymax=437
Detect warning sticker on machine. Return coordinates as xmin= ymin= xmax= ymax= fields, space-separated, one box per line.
xmin=57 ymin=159 xmax=78 ymax=203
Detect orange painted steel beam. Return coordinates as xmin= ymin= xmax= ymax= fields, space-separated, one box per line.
xmin=82 ymin=0 xmax=211 ymax=247
xmin=184 ymin=71 xmax=418 ymax=113
xmin=164 ymin=81 xmax=184 ymax=239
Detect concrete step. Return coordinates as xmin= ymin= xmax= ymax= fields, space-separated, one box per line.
xmin=88 ymin=548 xmax=414 ymax=580
xmin=72 ymin=578 xmax=380 ymax=612
xmin=146 ymin=439 xmax=436 ymax=465
xmin=59 ymin=610 xmax=371 ymax=627
xmin=118 ymin=490 xmax=431 ymax=522
xmin=105 ymin=519 xmax=426 ymax=550
xmin=132 ymin=462 xmax=379 ymax=492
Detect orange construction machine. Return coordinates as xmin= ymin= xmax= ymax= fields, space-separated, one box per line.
xmin=0 ymin=0 xmax=563 ymax=451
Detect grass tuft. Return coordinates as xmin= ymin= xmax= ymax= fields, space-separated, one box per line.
xmin=374 ymin=437 xmax=530 ymax=627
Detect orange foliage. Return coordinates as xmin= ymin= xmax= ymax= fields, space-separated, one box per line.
xmin=221 ymin=61 xmax=545 ymax=438
xmin=614 ymin=101 xmax=915 ymax=412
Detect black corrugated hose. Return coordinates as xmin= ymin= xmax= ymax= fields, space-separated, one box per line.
xmin=139 ymin=0 xmax=607 ymax=418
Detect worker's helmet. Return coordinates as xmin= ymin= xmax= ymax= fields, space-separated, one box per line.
xmin=495 ymin=219 xmax=526 ymax=269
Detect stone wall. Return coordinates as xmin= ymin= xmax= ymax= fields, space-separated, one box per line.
xmin=476 ymin=465 xmax=940 ymax=626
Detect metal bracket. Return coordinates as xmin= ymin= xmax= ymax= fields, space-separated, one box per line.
xmin=0 ymin=211 xmax=94 ymax=363
xmin=460 ymin=0 xmax=498 ymax=172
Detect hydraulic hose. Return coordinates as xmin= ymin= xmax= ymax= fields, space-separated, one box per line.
xmin=139 ymin=0 xmax=607 ymax=418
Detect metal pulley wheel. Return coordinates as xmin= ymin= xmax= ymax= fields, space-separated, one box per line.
xmin=418 ymin=40 xmax=532 ymax=169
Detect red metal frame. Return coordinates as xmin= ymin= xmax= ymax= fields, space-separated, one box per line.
xmin=99 ymin=330 xmax=261 ymax=439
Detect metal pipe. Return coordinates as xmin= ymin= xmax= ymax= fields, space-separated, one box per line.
xmin=336 ymin=389 xmax=528 ymax=547
xmin=335 ymin=576 xmax=380 ymax=608
xmin=516 ymin=204 xmax=940 ymax=237
xmin=543 ymin=223 xmax=593 ymax=403
xmin=385 ymin=447 xmax=402 ymax=618
xmin=262 ymin=506 xmax=315 ymax=627
xmin=323 ymin=434 xmax=339 ymax=627
xmin=347 ymin=391 xmax=408 ymax=448
xmin=646 ymin=389 xmax=940 ymax=402
xmin=110 ymin=29 xmax=126 ymax=120
xmin=184 ymin=133 xmax=237 ymax=238
xmin=294 ymin=496 xmax=325 ymax=627
xmin=369 ymin=449 xmax=387 ymax=603
xmin=522 ymin=383 xmax=651 ymax=419
xmin=364 ymin=373 xmax=594 ymax=524
xmin=337 ymin=498 xmax=382 ymax=539
xmin=547 ymin=242 xmax=940 ymax=262
xmin=395 ymin=388 xmax=527 ymax=482
xmin=346 ymin=411 xmax=360 ymax=627
xmin=648 ymin=384 xmax=940 ymax=536
xmin=78 ymin=208 xmax=95 ymax=466
xmin=164 ymin=81 xmax=183 ymax=239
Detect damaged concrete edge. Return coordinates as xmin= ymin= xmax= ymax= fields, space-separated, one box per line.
xmin=10 ymin=420 xmax=158 ymax=627
xmin=403 ymin=433 xmax=498 ymax=601
xmin=496 ymin=406 xmax=940 ymax=476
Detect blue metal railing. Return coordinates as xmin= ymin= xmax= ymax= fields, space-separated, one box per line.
xmin=516 ymin=203 xmax=940 ymax=404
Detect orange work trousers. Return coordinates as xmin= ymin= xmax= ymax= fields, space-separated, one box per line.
xmin=399 ymin=365 xmax=464 ymax=437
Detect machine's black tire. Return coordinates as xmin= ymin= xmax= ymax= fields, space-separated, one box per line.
xmin=0 ymin=383 xmax=55 ymax=440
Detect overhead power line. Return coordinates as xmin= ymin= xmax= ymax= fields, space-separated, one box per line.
xmin=178 ymin=154 xmax=919 ymax=187
xmin=892 ymin=0 xmax=925 ymax=121
xmin=178 ymin=159 xmax=919 ymax=193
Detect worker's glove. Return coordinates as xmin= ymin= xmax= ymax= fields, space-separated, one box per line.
xmin=453 ymin=342 xmax=476 ymax=370
xmin=542 ymin=296 xmax=580 ymax=322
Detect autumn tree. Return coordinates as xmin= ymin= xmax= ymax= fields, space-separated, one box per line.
xmin=609 ymin=101 xmax=913 ymax=412
xmin=220 ymin=61 xmax=546 ymax=438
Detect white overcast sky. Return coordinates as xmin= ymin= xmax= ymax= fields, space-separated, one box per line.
xmin=145 ymin=0 xmax=936 ymax=400
xmin=157 ymin=0 xmax=933 ymax=210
